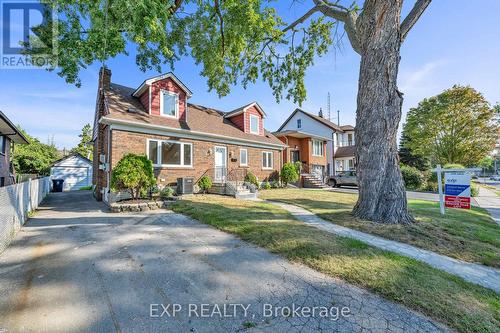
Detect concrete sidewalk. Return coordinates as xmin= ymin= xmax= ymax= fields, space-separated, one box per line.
xmin=269 ymin=201 xmax=500 ymax=293
xmin=475 ymin=186 xmax=500 ymax=226
xmin=0 ymin=191 xmax=450 ymax=333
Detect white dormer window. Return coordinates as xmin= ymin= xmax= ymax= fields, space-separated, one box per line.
xmin=160 ymin=90 xmax=179 ymax=118
xmin=249 ymin=114 xmax=259 ymax=134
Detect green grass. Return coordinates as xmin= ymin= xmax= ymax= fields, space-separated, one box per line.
xmin=259 ymin=189 xmax=500 ymax=268
xmin=172 ymin=195 xmax=499 ymax=333
xmin=78 ymin=185 xmax=93 ymax=191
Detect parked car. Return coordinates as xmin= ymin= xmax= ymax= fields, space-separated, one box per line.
xmin=329 ymin=171 xmax=358 ymax=187
xmin=490 ymin=175 xmax=500 ymax=181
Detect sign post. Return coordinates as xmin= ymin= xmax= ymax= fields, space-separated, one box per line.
xmin=432 ymin=166 xmax=480 ymax=215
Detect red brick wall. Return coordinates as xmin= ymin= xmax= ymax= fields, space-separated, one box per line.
xmin=138 ymin=87 xmax=149 ymax=112
xmin=150 ymin=78 xmax=187 ymax=121
xmin=110 ymin=130 xmax=281 ymax=186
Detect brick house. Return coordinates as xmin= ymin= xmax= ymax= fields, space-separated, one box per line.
xmin=274 ymin=108 xmax=355 ymax=187
xmin=0 ymin=111 xmax=29 ymax=187
xmin=92 ymin=68 xmax=285 ymax=202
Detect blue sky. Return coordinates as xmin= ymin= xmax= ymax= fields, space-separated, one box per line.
xmin=1 ymin=0 xmax=499 ymax=149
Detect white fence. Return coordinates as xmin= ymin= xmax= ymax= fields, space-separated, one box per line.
xmin=0 ymin=177 xmax=51 ymax=254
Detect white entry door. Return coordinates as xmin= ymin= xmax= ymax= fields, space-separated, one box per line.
xmin=214 ymin=146 xmax=227 ymax=182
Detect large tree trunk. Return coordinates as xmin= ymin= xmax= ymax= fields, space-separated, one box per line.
xmin=352 ymin=0 xmax=414 ymax=224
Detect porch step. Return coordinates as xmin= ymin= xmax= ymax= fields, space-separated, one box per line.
xmin=302 ymin=174 xmax=329 ymax=189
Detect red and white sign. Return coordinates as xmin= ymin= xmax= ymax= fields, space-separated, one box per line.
xmin=444 ymin=173 xmax=471 ymax=210
xmin=445 ymin=195 xmax=471 ymax=209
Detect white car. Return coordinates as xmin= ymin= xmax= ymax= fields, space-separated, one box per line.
xmin=490 ymin=175 xmax=500 ymax=181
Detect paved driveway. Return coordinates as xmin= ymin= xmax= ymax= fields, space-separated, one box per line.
xmin=0 ymin=192 xmax=449 ymax=333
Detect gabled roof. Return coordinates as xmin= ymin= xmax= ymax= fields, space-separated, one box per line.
xmin=224 ymin=102 xmax=266 ymax=118
xmin=51 ymin=153 xmax=92 ymax=167
xmin=0 ymin=110 xmax=29 ymax=144
xmin=340 ymin=125 xmax=355 ymax=131
xmin=102 ymin=83 xmax=284 ymax=148
xmin=276 ymin=108 xmax=344 ymax=133
xmin=132 ymin=72 xmax=193 ymax=98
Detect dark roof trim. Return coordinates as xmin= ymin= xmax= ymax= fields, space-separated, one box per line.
xmin=132 ymin=72 xmax=193 ymax=98
xmin=276 ymin=108 xmax=344 ymax=133
xmin=0 ymin=110 xmax=29 ymax=144
xmin=51 ymin=153 xmax=92 ymax=167
xmin=224 ymin=102 xmax=267 ymax=118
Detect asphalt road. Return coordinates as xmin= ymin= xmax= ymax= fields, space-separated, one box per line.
xmin=0 ymin=192 xmax=449 ymax=333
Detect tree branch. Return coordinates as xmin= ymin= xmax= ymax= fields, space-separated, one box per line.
xmin=283 ymin=6 xmax=319 ymax=33
xmin=312 ymin=0 xmax=361 ymax=54
xmin=400 ymin=0 xmax=431 ymax=42
xmin=213 ymin=0 xmax=225 ymax=56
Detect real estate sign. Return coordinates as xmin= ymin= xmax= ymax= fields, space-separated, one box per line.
xmin=444 ymin=173 xmax=471 ymax=209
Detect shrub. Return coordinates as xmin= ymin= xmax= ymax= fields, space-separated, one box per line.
xmin=400 ymin=164 xmax=424 ymax=190
xmin=262 ymin=181 xmax=271 ymax=190
xmin=281 ymin=162 xmax=299 ymax=186
xmin=444 ymin=163 xmax=465 ymax=170
xmin=270 ymin=180 xmax=280 ymax=188
xmin=294 ymin=161 xmax=302 ymax=174
xmin=160 ymin=186 xmax=175 ymax=198
xmin=111 ymin=154 xmax=156 ymax=200
xmin=198 ymin=175 xmax=213 ymax=194
xmin=471 ymin=183 xmax=479 ymax=197
xmin=423 ymin=181 xmax=438 ymax=192
xmin=245 ymin=171 xmax=259 ymax=187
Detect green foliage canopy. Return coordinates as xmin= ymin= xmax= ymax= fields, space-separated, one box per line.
xmin=28 ymin=0 xmax=338 ymax=104
xmin=111 ymin=153 xmax=156 ymax=199
xmin=12 ymin=128 xmax=60 ymax=175
xmin=71 ymin=123 xmax=93 ymax=160
xmin=402 ymin=85 xmax=498 ymax=167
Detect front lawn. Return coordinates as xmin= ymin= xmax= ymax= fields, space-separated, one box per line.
xmin=259 ymin=189 xmax=500 ymax=268
xmin=172 ymin=195 xmax=499 ymax=333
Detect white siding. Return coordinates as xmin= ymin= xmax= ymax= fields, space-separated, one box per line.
xmin=50 ymin=155 xmax=93 ymax=191
xmin=281 ymin=111 xmax=335 ymax=175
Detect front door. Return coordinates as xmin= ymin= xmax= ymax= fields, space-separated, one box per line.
xmin=214 ymin=146 xmax=227 ymax=182
xmin=291 ymin=150 xmax=300 ymax=163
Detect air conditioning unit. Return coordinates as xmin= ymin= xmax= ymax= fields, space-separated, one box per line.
xmin=99 ymin=154 xmax=106 ymax=163
xmin=177 ymin=177 xmax=194 ymax=195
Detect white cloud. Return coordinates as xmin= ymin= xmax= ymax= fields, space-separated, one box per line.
xmin=399 ymin=59 xmax=447 ymax=93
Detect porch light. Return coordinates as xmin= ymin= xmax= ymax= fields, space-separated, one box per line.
xmin=207 ymin=148 xmax=212 ymax=156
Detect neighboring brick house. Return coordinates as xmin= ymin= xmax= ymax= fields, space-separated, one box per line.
xmin=92 ymin=68 xmax=285 ymax=203
xmin=274 ymin=108 xmax=355 ymax=184
xmin=0 ymin=111 xmax=29 ymax=187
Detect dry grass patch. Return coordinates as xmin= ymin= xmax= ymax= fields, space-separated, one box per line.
xmin=259 ymin=189 xmax=500 ymax=268
xmin=172 ymin=195 xmax=499 ymax=333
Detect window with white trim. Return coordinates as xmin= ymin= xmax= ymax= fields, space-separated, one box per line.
xmin=0 ymin=135 xmax=5 ymax=155
xmin=147 ymin=139 xmax=192 ymax=167
xmin=249 ymin=114 xmax=259 ymax=134
xmin=160 ymin=90 xmax=179 ymax=118
xmin=240 ymin=149 xmax=248 ymax=166
xmin=312 ymin=140 xmax=324 ymax=156
xmin=262 ymin=151 xmax=273 ymax=169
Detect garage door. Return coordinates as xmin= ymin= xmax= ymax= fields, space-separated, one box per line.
xmin=51 ymin=167 xmax=91 ymax=191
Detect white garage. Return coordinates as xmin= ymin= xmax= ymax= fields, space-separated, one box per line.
xmin=50 ymin=154 xmax=93 ymax=191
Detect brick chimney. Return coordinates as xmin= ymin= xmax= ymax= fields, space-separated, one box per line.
xmin=99 ymin=67 xmax=111 ymax=90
